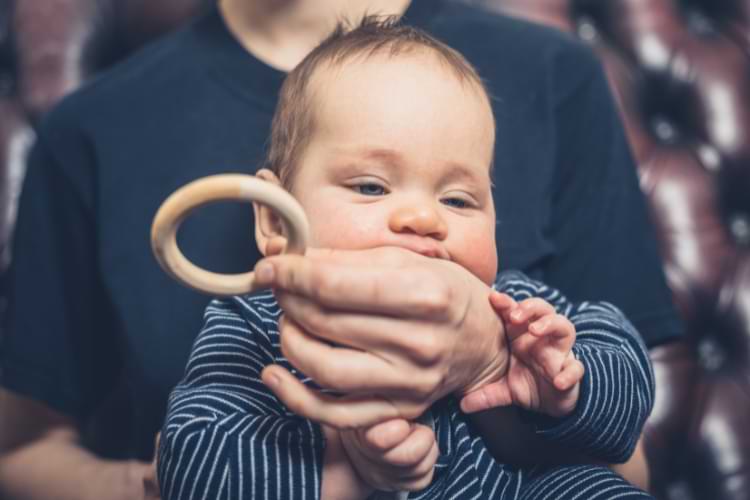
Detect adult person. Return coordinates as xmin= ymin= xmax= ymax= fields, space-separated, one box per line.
xmin=0 ymin=0 xmax=681 ymax=499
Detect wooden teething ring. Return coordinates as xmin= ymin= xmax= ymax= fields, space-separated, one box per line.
xmin=151 ymin=174 xmax=309 ymax=296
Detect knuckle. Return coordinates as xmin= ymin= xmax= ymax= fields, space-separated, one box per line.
xmin=367 ymin=434 xmax=391 ymax=453
xmin=409 ymin=372 xmax=442 ymax=400
xmin=302 ymin=307 xmax=328 ymax=334
xmin=308 ymin=363 xmax=343 ymax=390
xmin=406 ymin=333 xmax=444 ymax=366
xmin=413 ymin=456 xmax=436 ymax=477
xmin=398 ymin=446 xmax=421 ymax=467
xmin=555 ymin=314 xmax=574 ymax=331
xmin=366 ymin=275 xmax=386 ymax=305
xmin=421 ymin=282 xmax=453 ymax=314
xmin=329 ymin=406 xmax=357 ymax=430
xmin=286 ymin=260 xmax=305 ymax=291
xmin=404 ymin=471 xmax=434 ymax=491
xmin=407 ymin=277 xmax=452 ymax=317
xmin=524 ymin=298 xmax=543 ymax=309
xmin=279 ymin=328 xmax=296 ymax=359
xmin=309 ymin=266 xmax=331 ymax=299
xmin=280 ymin=392 xmax=306 ymax=417
xmin=395 ymin=400 xmax=426 ymax=422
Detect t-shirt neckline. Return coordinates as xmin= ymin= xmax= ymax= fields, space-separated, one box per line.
xmin=190 ymin=0 xmax=443 ymax=107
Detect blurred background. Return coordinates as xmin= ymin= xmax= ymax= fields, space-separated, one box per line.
xmin=0 ymin=0 xmax=748 ymax=498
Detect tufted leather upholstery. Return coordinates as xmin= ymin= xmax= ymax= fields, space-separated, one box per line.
xmin=0 ymin=0 xmax=748 ymax=498
xmin=469 ymin=1 xmax=750 ymax=498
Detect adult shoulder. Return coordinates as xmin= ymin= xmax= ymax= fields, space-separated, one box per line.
xmin=31 ymin=21 xmax=209 ymax=199
xmin=39 ymin=24 xmax=201 ymax=139
xmin=426 ymin=2 xmax=603 ymax=99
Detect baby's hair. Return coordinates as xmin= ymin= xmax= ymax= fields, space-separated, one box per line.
xmin=265 ymin=15 xmax=493 ymax=187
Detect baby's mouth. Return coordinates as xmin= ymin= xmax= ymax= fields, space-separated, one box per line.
xmin=392 ymin=241 xmax=451 ymax=260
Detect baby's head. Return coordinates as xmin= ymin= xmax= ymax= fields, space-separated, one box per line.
xmin=255 ymin=17 xmax=497 ymax=285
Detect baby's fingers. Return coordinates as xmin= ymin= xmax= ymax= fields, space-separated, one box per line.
xmin=553 ymin=355 xmax=585 ymax=391
xmin=530 ymin=314 xmax=575 ymax=342
xmin=364 ymin=424 xmax=435 ymax=468
xmin=361 ymin=419 xmax=412 ymax=452
xmin=489 ymin=292 xmax=519 ymax=325
xmin=509 ymin=297 xmax=556 ymax=324
xmin=392 ymin=439 xmax=439 ymax=491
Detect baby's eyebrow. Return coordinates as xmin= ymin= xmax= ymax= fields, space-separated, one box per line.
xmin=440 ymin=162 xmax=491 ymax=186
xmin=358 ymin=147 xmax=404 ymax=165
xmin=327 ymin=146 xmax=403 ymax=166
xmin=332 ymin=146 xmax=490 ymax=185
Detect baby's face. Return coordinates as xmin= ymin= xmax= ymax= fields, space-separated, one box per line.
xmin=289 ymin=54 xmax=497 ymax=285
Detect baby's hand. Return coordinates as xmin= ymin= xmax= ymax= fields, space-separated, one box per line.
xmin=460 ymin=292 xmax=584 ymax=417
xmin=340 ymin=418 xmax=438 ymax=493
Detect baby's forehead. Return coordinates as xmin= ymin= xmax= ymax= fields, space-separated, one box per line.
xmin=296 ymin=50 xmax=495 ymax=179
xmin=306 ymin=51 xmax=492 ymax=125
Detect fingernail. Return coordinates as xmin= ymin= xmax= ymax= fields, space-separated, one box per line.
xmin=532 ymin=319 xmax=548 ymax=333
xmin=511 ymin=310 xmax=522 ymax=320
xmin=265 ymin=373 xmax=282 ymax=388
xmin=256 ymin=262 xmax=274 ymax=283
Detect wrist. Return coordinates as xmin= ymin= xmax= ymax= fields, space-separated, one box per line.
xmin=459 ymin=303 xmax=508 ymax=397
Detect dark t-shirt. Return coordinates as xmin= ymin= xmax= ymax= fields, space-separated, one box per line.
xmin=1 ymin=0 xmax=681 ymax=459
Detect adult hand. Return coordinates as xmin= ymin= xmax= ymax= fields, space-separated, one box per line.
xmin=140 ymin=433 xmax=161 ymax=500
xmin=255 ymin=246 xmax=508 ymax=429
xmin=118 ymin=460 xmax=159 ymax=500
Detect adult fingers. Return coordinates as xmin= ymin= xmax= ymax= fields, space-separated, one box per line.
xmin=253 ymin=252 xmax=459 ymax=320
xmin=279 ymin=317 xmax=441 ymax=396
xmin=261 ymin=364 xmax=407 ymax=428
xmin=276 ymin=295 xmax=443 ymax=365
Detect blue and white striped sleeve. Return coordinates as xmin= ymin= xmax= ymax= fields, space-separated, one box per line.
xmin=157 ymin=296 xmax=324 ymax=500
xmin=496 ymin=271 xmax=655 ymax=464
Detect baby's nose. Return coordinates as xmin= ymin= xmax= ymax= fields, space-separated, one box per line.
xmin=388 ymin=203 xmax=448 ymax=240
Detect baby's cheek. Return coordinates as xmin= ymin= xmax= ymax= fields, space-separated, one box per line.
xmin=455 ymin=232 xmax=498 ymax=285
xmin=308 ymin=214 xmax=384 ymax=250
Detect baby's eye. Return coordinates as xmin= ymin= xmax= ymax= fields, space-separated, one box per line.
xmin=442 ymin=197 xmax=470 ymax=209
xmin=354 ymin=183 xmax=387 ymax=196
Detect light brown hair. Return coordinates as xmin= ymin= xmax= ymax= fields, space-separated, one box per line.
xmin=265 ymin=15 xmax=494 ymax=187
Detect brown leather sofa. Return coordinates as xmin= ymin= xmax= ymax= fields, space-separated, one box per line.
xmin=1 ymin=1 xmax=748 ymax=499
xmin=470 ymin=2 xmax=750 ymax=499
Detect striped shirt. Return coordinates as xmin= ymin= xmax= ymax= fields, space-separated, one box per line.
xmin=158 ymin=270 xmax=654 ymax=499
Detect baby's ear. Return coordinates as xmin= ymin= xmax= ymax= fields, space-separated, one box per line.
xmin=253 ymin=169 xmax=287 ymax=256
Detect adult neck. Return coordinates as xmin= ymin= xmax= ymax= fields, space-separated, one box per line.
xmin=219 ymin=0 xmax=412 ymax=71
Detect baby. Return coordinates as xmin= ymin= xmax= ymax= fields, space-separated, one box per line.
xmin=158 ymin=18 xmax=654 ymax=499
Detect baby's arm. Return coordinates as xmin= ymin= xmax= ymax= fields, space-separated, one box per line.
xmin=158 ymin=295 xmax=367 ymax=500
xmin=463 ymin=272 xmax=655 ymax=464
